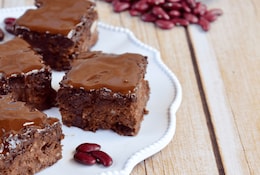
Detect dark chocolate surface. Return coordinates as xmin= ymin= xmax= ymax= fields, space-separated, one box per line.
xmin=0 ymin=37 xmax=43 ymax=77
xmin=16 ymin=0 xmax=96 ymax=35
xmin=62 ymin=53 xmax=147 ymax=94
xmin=0 ymin=95 xmax=57 ymax=138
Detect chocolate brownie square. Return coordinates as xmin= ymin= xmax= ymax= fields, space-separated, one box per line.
xmin=15 ymin=0 xmax=98 ymax=70
xmin=0 ymin=37 xmax=56 ymax=110
xmin=57 ymin=52 xmax=150 ymax=136
xmin=0 ymin=94 xmax=63 ymax=175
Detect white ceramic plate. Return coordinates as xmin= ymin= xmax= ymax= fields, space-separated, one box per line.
xmin=0 ymin=7 xmax=182 ymax=175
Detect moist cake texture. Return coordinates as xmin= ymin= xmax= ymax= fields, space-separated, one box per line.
xmin=57 ymin=52 xmax=150 ymax=136
xmin=0 ymin=37 xmax=56 ymax=110
xmin=15 ymin=0 xmax=98 ymax=70
xmin=0 ymin=95 xmax=63 ymax=175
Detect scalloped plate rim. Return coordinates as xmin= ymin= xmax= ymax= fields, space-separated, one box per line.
xmin=94 ymin=22 xmax=182 ymax=175
xmin=95 ymin=22 xmax=182 ymax=175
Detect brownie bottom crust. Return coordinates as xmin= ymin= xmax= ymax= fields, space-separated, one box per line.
xmin=57 ymin=80 xmax=150 ymax=136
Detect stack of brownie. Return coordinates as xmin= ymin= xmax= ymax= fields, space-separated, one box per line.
xmin=0 ymin=0 xmax=150 ymax=174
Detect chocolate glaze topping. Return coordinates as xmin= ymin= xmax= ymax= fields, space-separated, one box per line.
xmin=15 ymin=0 xmax=96 ymax=35
xmin=0 ymin=95 xmax=58 ymax=155
xmin=0 ymin=38 xmax=44 ymax=77
xmin=0 ymin=95 xmax=57 ymax=138
xmin=62 ymin=53 xmax=147 ymax=94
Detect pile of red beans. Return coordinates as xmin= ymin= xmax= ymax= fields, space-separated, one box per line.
xmin=104 ymin=0 xmax=223 ymax=31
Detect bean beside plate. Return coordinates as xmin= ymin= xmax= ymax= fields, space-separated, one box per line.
xmin=0 ymin=17 xmax=16 ymax=41
xmin=74 ymin=143 xmax=113 ymax=167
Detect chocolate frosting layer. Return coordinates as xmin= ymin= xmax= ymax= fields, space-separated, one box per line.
xmin=0 ymin=38 xmax=43 ymax=77
xmin=0 ymin=95 xmax=48 ymax=138
xmin=62 ymin=53 xmax=147 ymax=94
xmin=16 ymin=0 xmax=96 ymax=35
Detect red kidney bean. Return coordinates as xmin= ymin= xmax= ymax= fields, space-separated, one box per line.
xmin=112 ymin=0 xmax=130 ymax=12
xmin=147 ymin=0 xmax=165 ymax=5
xmin=186 ymin=0 xmax=196 ymax=8
xmin=76 ymin=143 xmax=101 ymax=153
xmin=4 ymin=17 xmax=16 ymax=25
xmin=203 ymin=12 xmax=218 ymax=22
xmin=74 ymin=151 xmax=96 ymax=165
xmin=184 ymin=13 xmax=199 ymax=23
xmin=163 ymin=2 xmax=182 ymax=10
xmin=198 ymin=17 xmax=210 ymax=31
xmin=5 ymin=24 xmax=15 ymax=35
xmin=152 ymin=6 xmax=170 ymax=20
xmin=3 ymin=17 xmax=16 ymax=35
xmin=167 ymin=0 xmax=181 ymax=2
xmin=155 ymin=19 xmax=174 ymax=29
xmin=181 ymin=1 xmax=191 ymax=13
xmin=132 ymin=0 xmax=150 ymax=12
xmin=193 ymin=2 xmax=207 ymax=16
xmin=206 ymin=8 xmax=223 ymax=17
xmin=169 ymin=10 xmax=181 ymax=17
xmin=202 ymin=9 xmax=223 ymax=22
xmin=129 ymin=9 xmax=143 ymax=16
xmin=172 ymin=18 xmax=189 ymax=27
xmin=91 ymin=151 xmax=113 ymax=167
xmin=0 ymin=28 xmax=4 ymax=41
xmin=141 ymin=12 xmax=157 ymax=22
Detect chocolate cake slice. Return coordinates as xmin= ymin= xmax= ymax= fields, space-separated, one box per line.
xmin=0 ymin=37 xmax=56 ymax=110
xmin=15 ymin=0 xmax=98 ymax=70
xmin=0 ymin=94 xmax=63 ymax=175
xmin=57 ymin=52 xmax=150 ymax=136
